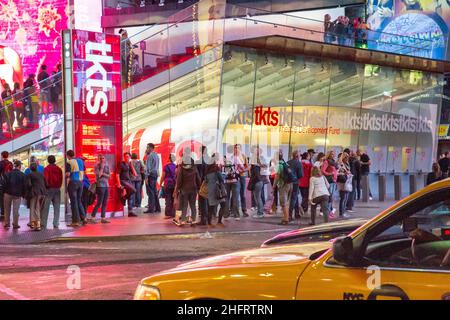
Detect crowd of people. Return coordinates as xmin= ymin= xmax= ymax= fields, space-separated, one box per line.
xmin=0 ymin=64 xmax=62 ymax=138
xmin=0 ymin=143 xmax=374 ymax=231
xmin=324 ymin=14 xmax=371 ymax=49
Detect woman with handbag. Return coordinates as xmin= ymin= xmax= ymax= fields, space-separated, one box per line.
xmin=91 ymin=154 xmax=111 ymax=223
xmin=321 ymin=150 xmax=337 ymax=216
xmin=205 ymin=153 xmax=226 ymax=226
xmin=308 ymin=166 xmax=330 ymax=225
xmin=337 ymin=152 xmax=352 ymax=218
xmin=160 ymin=154 xmax=176 ymax=219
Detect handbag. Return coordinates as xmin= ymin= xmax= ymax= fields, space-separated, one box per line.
xmin=337 ymin=174 xmax=347 ymax=184
xmin=199 ymin=180 xmax=208 ymax=198
xmin=88 ymin=181 xmax=97 ymax=194
xmin=215 ymin=181 xmax=227 ymax=202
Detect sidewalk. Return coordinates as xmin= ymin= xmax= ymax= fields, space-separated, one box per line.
xmin=0 ymin=200 xmax=396 ymax=244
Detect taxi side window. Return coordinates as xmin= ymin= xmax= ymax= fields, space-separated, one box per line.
xmin=363 ymin=193 xmax=450 ymax=271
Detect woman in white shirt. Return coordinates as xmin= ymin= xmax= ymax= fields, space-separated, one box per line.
xmin=308 ymin=166 xmax=330 ymax=225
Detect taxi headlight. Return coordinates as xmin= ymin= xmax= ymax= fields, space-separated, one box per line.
xmin=134 ymin=283 xmax=161 ymax=300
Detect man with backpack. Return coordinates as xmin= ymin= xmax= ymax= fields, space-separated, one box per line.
xmin=0 ymin=151 xmax=14 ymax=221
xmin=273 ymin=150 xmax=295 ymax=225
xmin=287 ymin=150 xmax=304 ymax=221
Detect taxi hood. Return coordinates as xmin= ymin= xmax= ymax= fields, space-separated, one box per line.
xmin=164 ymin=241 xmax=332 ymax=273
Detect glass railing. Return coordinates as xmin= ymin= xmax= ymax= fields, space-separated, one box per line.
xmin=0 ymin=72 xmax=63 ymax=146
xmin=121 ymin=0 xmax=443 ymax=89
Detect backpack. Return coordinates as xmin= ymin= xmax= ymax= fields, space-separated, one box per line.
xmin=0 ymin=160 xmax=13 ymax=176
xmin=164 ymin=164 xmax=176 ymax=190
xmin=281 ymin=160 xmax=297 ymax=184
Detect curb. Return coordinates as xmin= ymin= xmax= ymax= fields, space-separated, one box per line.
xmin=43 ymin=227 xmax=295 ymax=243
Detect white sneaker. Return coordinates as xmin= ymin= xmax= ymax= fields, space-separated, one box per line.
xmin=343 ymin=213 xmax=352 ymax=218
xmin=346 ymin=209 xmax=355 ymax=213
xmin=369 ymin=196 xmax=373 ymax=200
xmin=235 ymin=217 xmax=241 ymax=221
xmin=252 ymin=214 xmax=264 ymax=219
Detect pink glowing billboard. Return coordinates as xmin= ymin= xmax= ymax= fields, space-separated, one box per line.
xmin=0 ymin=0 xmax=68 ymax=79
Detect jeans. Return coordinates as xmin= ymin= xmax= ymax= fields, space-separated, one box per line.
xmin=239 ymin=176 xmax=247 ymax=214
xmin=310 ymin=195 xmax=329 ymax=225
xmin=3 ymin=193 xmax=21 ymax=227
xmin=132 ymin=180 xmax=142 ymax=207
xmin=300 ymin=187 xmax=309 ymax=212
xmin=164 ymin=186 xmax=175 ymax=217
xmin=0 ymin=192 xmax=4 ymax=217
xmin=225 ymin=182 xmax=240 ymax=218
xmin=339 ymin=190 xmax=349 ymax=216
xmin=68 ymin=180 xmax=86 ymax=223
xmin=289 ymin=183 xmax=300 ymax=218
xmin=356 ymin=175 xmax=361 ymax=200
xmin=91 ymin=187 xmax=109 ymax=218
xmin=41 ymin=188 xmax=61 ymax=228
xmin=180 ymin=191 xmax=197 ymax=222
xmin=253 ymin=181 xmax=264 ymax=216
xmin=147 ymin=176 xmax=157 ymax=212
xmin=328 ymin=182 xmax=337 ymax=212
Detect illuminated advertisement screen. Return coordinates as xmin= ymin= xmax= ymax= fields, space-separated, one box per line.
xmin=367 ymin=0 xmax=449 ymax=59
xmin=0 ymin=0 xmax=68 ymax=87
xmin=69 ymin=29 xmax=123 ymax=214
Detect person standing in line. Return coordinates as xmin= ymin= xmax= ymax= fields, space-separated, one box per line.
xmin=232 ymin=144 xmax=249 ymax=218
xmin=337 ymin=152 xmax=352 ymax=218
xmin=313 ymin=152 xmax=325 ymax=168
xmin=173 ymin=149 xmax=201 ymax=226
xmin=346 ymin=150 xmax=359 ymax=213
xmin=0 ymin=151 xmax=13 ymax=221
xmin=131 ymin=153 xmax=145 ymax=209
xmin=1 ymin=83 xmax=15 ymax=132
xmin=66 ymin=149 xmax=87 ymax=227
xmin=427 ymin=163 xmax=443 ymax=185
xmin=223 ymin=154 xmax=241 ymax=220
xmin=287 ymin=150 xmax=304 ymax=221
xmin=26 ymin=163 xmax=47 ymax=231
xmin=41 ymin=155 xmax=63 ymax=229
xmin=299 ymin=152 xmax=312 ymax=214
xmin=248 ymin=147 xmax=266 ymax=219
xmin=196 ymin=146 xmax=209 ymax=225
xmin=307 ymin=149 xmax=316 ymax=165
xmin=205 ymin=153 xmax=226 ymax=226
xmin=321 ymin=150 xmax=337 ymax=216
xmin=273 ymin=150 xmax=293 ymax=225
xmin=118 ymin=152 xmax=138 ymax=217
xmin=308 ymin=166 xmax=330 ymax=225
xmin=160 ymin=154 xmax=177 ymax=219
xmin=3 ymin=160 xmax=26 ymax=230
xmin=91 ymin=154 xmax=111 ymax=223
xmin=144 ymin=143 xmax=159 ymax=214
xmin=358 ymin=149 xmax=373 ymax=200
xmin=438 ymin=151 xmax=450 ymax=178
xmin=324 ymin=14 xmax=335 ymax=43
xmin=269 ymin=157 xmax=279 ymax=214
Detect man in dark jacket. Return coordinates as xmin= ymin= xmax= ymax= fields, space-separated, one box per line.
xmin=37 ymin=65 xmax=50 ymax=112
xmin=0 ymin=151 xmax=13 ymax=221
xmin=287 ymin=150 xmax=304 ymax=220
xmin=346 ymin=150 xmax=360 ymax=212
xmin=3 ymin=160 xmax=26 ymax=229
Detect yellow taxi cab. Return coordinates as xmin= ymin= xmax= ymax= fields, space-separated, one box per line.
xmin=134 ymin=179 xmax=450 ymax=300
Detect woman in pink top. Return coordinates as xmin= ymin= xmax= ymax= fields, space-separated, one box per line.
xmin=299 ymin=152 xmax=312 ymax=213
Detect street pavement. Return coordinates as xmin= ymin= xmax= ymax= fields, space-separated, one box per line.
xmin=0 ymin=199 xmax=397 ymax=300
xmin=0 ymin=199 xmax=397 ymax=244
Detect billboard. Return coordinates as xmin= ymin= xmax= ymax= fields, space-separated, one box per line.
xmin=367 ymin=0 xmax=449 ymax=59
xmin=63 ymin=29 xmax=123 ymax=214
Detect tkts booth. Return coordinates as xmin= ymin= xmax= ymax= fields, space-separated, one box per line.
xmin=62 ymin=29 xmax=123 ymax=215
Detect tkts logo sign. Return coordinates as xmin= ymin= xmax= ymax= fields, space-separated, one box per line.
xmin=85 ymin=41 xmax=113 ymax=115
xmin=254 ymin=105 xmax=279 ymax=126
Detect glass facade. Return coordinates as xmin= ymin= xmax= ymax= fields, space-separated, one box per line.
xmin=124 ymin=44 xmax=442 ymax=181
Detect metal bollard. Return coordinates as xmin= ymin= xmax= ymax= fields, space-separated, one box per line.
xmin=378 ymin=175 xmax=386 ymax=202
xmin=409 ymin=174 xmax=417 ymax=195
xmin=394 ymin=175 xmax=402 ymax=200
xmin=362 ymin=175 xmax=369 ymax=202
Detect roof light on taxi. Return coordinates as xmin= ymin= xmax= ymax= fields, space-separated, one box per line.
xmin=134 ymin=284 xmax=161 ymax=300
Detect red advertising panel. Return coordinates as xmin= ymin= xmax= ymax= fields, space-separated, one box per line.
xmin=70 ymin=29 xmax=123 ymax=214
